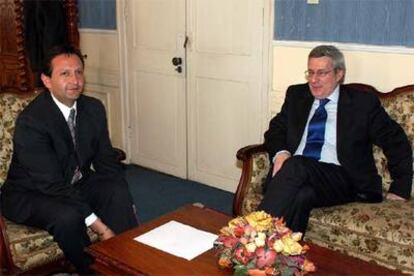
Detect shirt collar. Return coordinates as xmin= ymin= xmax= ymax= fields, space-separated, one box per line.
xmin=326 ymin=85 xmax=340 ymax=103
xmin=50 ymin=93 xmax=77 ymax=121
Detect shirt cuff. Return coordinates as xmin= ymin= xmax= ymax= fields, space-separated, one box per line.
xmin=85 ymin=213 xmax=98 ymax=226
xmin=273 ymin=150 xmax=291 ymax=162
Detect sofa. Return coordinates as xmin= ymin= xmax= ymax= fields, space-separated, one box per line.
xmin=233 ymin=83 xmax=414 ymax=274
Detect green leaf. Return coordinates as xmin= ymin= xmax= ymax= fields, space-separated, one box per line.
xmin=233 ymin=264 xmax=248 ymax=276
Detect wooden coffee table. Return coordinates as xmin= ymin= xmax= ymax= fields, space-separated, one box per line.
xmin=87 ymin=204 xmax=403 ymax=275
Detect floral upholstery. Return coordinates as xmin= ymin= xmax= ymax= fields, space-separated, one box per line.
xmin=4 ymin=218 xmax=98 ymax=271
xmin=0 ymin=92 xmax=98 ymax=272
xmin=0 ymin=93 xmax=37 ymax=185
xmin=306 ymin=200 xmax=414 ymax=274
xmin=240 ymin=153 xmax=269 ymax=214
xmin=373 ymin=92 xmax=414 ymax=197
xmin=237 ymin=86 xmax=414 ymax=274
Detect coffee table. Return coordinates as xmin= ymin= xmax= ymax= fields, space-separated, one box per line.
xmin=87 ymin=204 xmax=403 ymax=275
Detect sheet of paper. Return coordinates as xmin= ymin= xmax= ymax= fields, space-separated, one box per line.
xmin=134 ymin=220 xmax=218 ymax=260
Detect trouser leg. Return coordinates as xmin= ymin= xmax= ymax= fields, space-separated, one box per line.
xmin=80 ymin=175 xmax=138 ymax=234
xmin=21 ymin=194 xmax=92 ymax=273
xmin=259 ymin=156 xmax=355 ymax=233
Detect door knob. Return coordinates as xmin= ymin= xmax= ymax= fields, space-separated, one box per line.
xmin=175 ymin=66 xmax=182 ymax=73
xmin=172 ymin=57 xmax=182 ymax=66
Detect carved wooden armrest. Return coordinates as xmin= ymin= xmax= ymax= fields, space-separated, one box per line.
xmin=233 ymin=144 xmax=268 ymax=216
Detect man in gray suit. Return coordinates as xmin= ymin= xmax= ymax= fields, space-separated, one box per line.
xmin=259 ymin=45 xmax=412 ymax=234
xmin=1 ymin=45 xmax=138 ymax=273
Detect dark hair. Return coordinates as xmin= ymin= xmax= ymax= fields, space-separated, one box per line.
xmin=42 ymin=45 xmax=85 ymax=77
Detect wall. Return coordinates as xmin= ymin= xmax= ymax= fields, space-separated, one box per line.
xmin=274 ymin=0 xmax=414 ymax=46
xmin=79 ymin=30 xmax=123 ymax=148
xmin=270 ymin=41 xmax=414 ymax=117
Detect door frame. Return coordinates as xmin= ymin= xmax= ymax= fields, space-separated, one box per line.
xmin=116 ymin=0 xmax=274 ymax=168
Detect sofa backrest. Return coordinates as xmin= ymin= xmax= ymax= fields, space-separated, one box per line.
xmin=347 ymin=84 xmax=414 ymax=197
xmin=0 ymin=93 xmax=38 ymax=186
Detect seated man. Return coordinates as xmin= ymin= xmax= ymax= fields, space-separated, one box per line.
xmin=1 ymin=45 xmax=138 ymax=273
xmin=259 ymin=45 xmax=412 ymax=234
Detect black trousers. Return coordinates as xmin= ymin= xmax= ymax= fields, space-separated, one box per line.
xmin=4 ymin=174 xmax=138 ymax=273
xmin=258 ymin=156 xmax=356 ymax=234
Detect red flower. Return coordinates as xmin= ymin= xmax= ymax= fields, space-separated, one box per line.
xmin=234 ymin=225 xmax=245 ymax=237
xmin=255 ymin=247 xmax=277 ymax=269
xmin=218 ymin=236 xmax=239 ymax=248
xmin=234 ymin=247 xmax=253 ymax=264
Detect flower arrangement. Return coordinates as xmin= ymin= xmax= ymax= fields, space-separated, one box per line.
xmin=214 ymin=211 xmax=316 ymax=276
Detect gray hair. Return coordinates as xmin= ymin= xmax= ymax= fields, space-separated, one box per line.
xmin=309 ymin=45 xmax=346 ymax=82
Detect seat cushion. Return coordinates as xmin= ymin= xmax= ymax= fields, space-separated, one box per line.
xmin=4 ymin=218 xmax=98 ymax=271
xmin=306 ymin=200 xmax=414 ymax=274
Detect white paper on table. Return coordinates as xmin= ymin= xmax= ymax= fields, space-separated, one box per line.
xmin=134 ymin=220 xmax=218 ymax=261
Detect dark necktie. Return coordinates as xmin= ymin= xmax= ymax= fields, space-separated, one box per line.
xmin=68 ymin=108 xmax=82 ymax=183
xmin=302 ymin=98 xmax=330 ymax=161
xmin=68 ymin=108 xmax=76 ymax=146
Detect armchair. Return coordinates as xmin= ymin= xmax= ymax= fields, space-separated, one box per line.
xmin=233 ymin=83 xmax=414 ymax=274
xmin=0 ymin=91 xmax=126 ymax=274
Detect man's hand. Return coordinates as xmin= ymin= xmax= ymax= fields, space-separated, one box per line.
xmin=90 ymin=218 xmax=116 ymax=241
xmin=272 ymin=152 xmax=291 ymax=177
xmin=385 ymin=192 xmax=406 ymax=201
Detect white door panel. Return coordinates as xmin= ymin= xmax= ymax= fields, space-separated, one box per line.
xmin=188 ymin=0 xmax=265 ymax=191
xmin=125 ymin=0 xmax=187 ymax=178
xmin=121 ymin=0 xmax=268 ymax=190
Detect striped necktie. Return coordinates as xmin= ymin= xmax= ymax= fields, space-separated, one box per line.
xmin=67 ymin=108 xmax=82 ymax=183
xmin=302 ymin=98 xmax=330 ymax=161
xmin=68 ymin=108 xmax=76 ymax=146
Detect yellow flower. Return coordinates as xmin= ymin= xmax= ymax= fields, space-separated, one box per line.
xmin=220 ymin=217 xmax=246 ymax=236
xmin=245 ymin=242 xmax=257 ymax=253
xmin=291 ymin=232 xmax=302 ymax=242
xmin=228 ymin=217 xmax=245 ymax=227
xmin=281 ymin=236 xmax=303 ymax=255
xmin=245 ymin=211 xmax=272 ymax=232
xmin=273 ymin=239 xmax=284 ymax=253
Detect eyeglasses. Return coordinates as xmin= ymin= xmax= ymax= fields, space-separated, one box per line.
xmin=304 ymin=69 xmax=334 ymax=79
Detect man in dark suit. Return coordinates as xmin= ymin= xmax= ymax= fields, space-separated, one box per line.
xmin=1 ymin=45 xmax=138 ymax=273
xmin=259 ymin=45 xmax=412 ymax=234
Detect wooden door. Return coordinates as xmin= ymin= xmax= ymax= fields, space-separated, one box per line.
xmin=187 ymin=0 xmax=267 ymax=191
xmin=122 ymin=0 xmax=188 ymax=178
xmin=120 ymin=0 xmax=269 ymax=191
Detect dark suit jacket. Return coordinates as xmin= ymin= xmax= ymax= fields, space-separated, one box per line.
xmin=1 ymin=91 xmax=123 ymax=222
xmin=264 ymin=83 xmax=412 ymax=200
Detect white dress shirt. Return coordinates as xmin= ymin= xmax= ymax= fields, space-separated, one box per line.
xmin=51 ymin=94 xmax=98 ymax=226
xmin=293 ymin=85 xmax=340 ymax=165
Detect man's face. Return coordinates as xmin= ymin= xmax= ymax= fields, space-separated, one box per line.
xmin=41 ymin=54 xmax=84 ymax=107
xmin=307 ymin=56 xmax=344 ymax=99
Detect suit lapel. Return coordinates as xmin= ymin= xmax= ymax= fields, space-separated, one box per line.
xmin=44 ymin=92 xmax=74 ymax=147
xmin=292 ymin=87 xmax=314 ymax=149
xmin=336 ymin=85 xmax=353 ymax=158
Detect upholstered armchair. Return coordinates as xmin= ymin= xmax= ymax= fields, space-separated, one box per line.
xmin=232 ymin=83 xmax=414 ymax=274
xmin=0 ymin=91 xmax=127 ymax=274
xmin=0 ymin=92 xmax=98 ymax=274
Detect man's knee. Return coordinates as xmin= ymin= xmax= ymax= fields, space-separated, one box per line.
xmin=49 ymin=207 xmax=84 ymax=232
xmin=272 ymin=156 xmax=310 ymax=184
xmin=280 ymin=156 xmax=309 ymax=173
xmin=294 ymin=185 xmax=316 ymax=207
